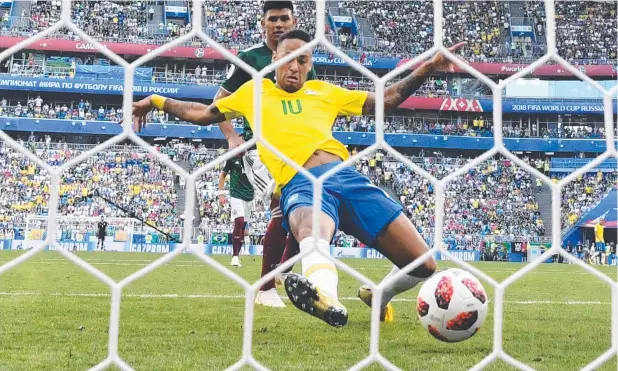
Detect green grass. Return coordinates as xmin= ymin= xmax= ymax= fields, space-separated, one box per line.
xmin=0 ymin=251 xmax=616 ymax=371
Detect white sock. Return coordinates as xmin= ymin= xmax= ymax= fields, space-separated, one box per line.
xmin=380 ymin=265 xmax=430 ymax=308
xmin=300 ymin=237 xmax=339 ymax=300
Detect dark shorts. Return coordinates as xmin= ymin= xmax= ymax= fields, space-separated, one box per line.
xmin=280 ymin=161 xmax=403 ymax=246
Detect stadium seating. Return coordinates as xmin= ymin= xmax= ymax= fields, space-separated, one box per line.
xmin=0 ymin=90 xmax=608 ymax=140
xmin=26 ymin=0 xmax=152 ymax=41
xmin=0 ymin=97 xmax=124 ymax=122
xmin=0 ymin=0 xmax=615 ymax=246
xmin=345 ymin=0 xmax=510 ymax=60
xmin=343 ymin=0 xmax=616 ymax=62
xmin=0 ymin=140 xmax=181 ymax=230
xmin=382 ymin=155 xmax=544 ymax=241
xmin=191 ymin=148 xmax=269 ymax=236
xmin=2 ymin=0 xmax=615 ymax=63
xmin=2 ymin=135 xmax=615 ymax=249
xmin=553 ymin=1 xmax=617 ymax=63
xmin=560 ymin=170 xmax=617 ymax=231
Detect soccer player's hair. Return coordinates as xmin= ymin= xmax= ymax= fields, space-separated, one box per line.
xmin=263 ymin=0 xmax=294 ymax=15
xmin=277 ymin=29 xmax=312 ymax=44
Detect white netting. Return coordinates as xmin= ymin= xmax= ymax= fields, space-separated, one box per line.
xmin=0 ymin=0 xmax=616 ymax=370
xmin=24 ymin=215 xmax=135 ymax=250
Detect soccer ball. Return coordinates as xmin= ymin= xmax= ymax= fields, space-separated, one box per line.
xmin=416 ymin=268 xmax=488 ymax=343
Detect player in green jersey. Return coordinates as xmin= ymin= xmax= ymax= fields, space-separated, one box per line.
xmin=219 ymin=157 xmax=255 ymax=267
xmin=214 ymin=0 xmax=315 ymax=307
xmin=219 ymin=2 xmax=317 ymax=142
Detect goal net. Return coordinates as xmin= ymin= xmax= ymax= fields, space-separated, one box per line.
xmin=24 ymin=215 xmax=134 ymax=252
xmin=0 ymin=0 xmax=615 ymax=370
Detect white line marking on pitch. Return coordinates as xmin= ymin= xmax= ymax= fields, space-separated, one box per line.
xmin=0 ymin=291 xmax=608 ymax=305
xmin=0 ymin=259 xmax=612 ymax=275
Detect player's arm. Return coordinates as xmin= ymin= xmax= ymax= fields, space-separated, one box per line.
xmin=362 ymin=42 xmax=465 ymax=115
xmin=212 ymin=87 xmax=245 ymax=149
xmin=218 ymin=169 xmax=228 ymax=205
xmin=130 ymin=92 xmax=246 ymax=147
xmin=130 ymin=95 xmax=226 ymax=130
xmin=211 ymin=53 xmax=252 ymax=148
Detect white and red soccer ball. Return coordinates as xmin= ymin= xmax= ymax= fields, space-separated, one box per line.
xmin=416 ymin=268 xmax=488 ymax=343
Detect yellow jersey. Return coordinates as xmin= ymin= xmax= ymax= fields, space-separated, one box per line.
xmin=595 ymin=222 xmax=605 ymax=243
xmin=216 ymin=79 xmax=368 ymax=192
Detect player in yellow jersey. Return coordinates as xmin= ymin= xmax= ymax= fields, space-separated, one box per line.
xmin=592 ymin=217 xmax=605 ymax=265
xmin=130 ymin=30 xmax=463 ymax=327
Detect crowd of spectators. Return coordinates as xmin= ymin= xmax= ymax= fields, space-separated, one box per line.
xmin=345 ymin=0 xmax=615 ymax=63
xmin=71 ymin=1 xmax=150 ymax=42
xmin=561 ymin=169 xmax=617 ymax=231
xmin=152 ymin=66 xmax=227 ymax=86
xmin=320 ymin=74 xmax=452 ymax=97
xmin=0 ymin=1 xmax=614 ymax=64
xmin=0 ymin=96 xmax=123 ymax=122
xmin=345 ymin=0 xmax=433 ymax=56
xmin=344 ymin=0 xmax=511 ymax=61
xmin=387 ymin=155 xmax=545 ymax=242
xmin=0 ymin=139 xmax=181 ymax=231
xmin=0 ymin=90 xmax=610 ymax=141
xmin=333 ymin=115 xmax=495 ymax=137
xmin=332 ymin=114 xmax=612 ymax=140
xmin=204 ymin=0 xmax=317 ymax=46
xmin=186 ymin=149 xmax=549 ymax=243
xmin=0 ymin=91 xmax=608 ymax=141
xmin=28 ymin=0 xmax=61 ymax=32
xmin=1 ymin=137 xmax=615 ymax=250
xmin=531 ymin=1 xmax=617 ymax=63
xmin=191 ymin=147 xmax=269 ymax=236
xmin=28 ymin=0 xmax=153 ymax=42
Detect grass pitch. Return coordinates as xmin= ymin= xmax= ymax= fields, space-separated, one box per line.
xmin=0 ymin=251 xmax=616 ymax=371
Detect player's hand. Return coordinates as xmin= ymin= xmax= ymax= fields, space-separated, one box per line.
xmin=218 ymin=194 xmax=226 ymax=205
xmin=430 ymin=42 xmax=467 ymax=73
xmin=129 ymin=96 xmax=155 ymax=133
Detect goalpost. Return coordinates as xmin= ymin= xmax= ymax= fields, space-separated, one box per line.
xmin=24 ymin=215 xmax=135 ymax=252
xmin=0 ymin=0 xmax=615 ymax=370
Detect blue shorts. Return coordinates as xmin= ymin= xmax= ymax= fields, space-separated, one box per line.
xmin=597 ymin=242 xmax=606 ymax=251
xmin=280 ymin=161 xmax=403 ymax=245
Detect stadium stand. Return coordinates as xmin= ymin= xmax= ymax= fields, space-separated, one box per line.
xmin=0 ymin=0 xmax=614 ymax=253
xmin=354 ymin=154 xmax=545 ymax=243
xmin=0 ymin=0 xmax=613 ymax=62
xmin=0 ymin=2 xmax=617 ymax=370
xmin=6 ymin=135 xmax=614 ymax=251
xmin=559 ymin=164 xmax=618 ymax=231
xmin=0 ymin=140 xmax=182 ymax=230
xmin=342 ymin=0 xmax=616 ymax=62
xmin=0 ymin=89 xmax=609 ymax=139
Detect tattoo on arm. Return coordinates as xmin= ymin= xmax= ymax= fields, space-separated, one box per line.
xmin=207 ymin=105 xmax=227 ymax=124
xmin=362 ymin=61 xmax=435 ymax=115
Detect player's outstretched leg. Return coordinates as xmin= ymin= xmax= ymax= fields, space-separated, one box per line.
xmin=358 ymin=215 xmax=435 ymax=322
xmin=231 ymin=217 xmax=244 ymax=267
xmin=283 ymin=207 xmax=347 ymax=328
xmin=256 ymin=201 xmax=287 ymax=307
xmin=275 ymin=234 xmax=300 ymax=285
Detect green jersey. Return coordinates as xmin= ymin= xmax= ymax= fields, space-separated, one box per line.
xmin=220 ymin=41 xmax=317 ymax=141
xmin=223 ymin=157 xmax=254 ymax=201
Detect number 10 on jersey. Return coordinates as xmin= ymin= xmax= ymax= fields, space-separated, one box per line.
xmin=281 ymin=99 xmax=303 ymax=115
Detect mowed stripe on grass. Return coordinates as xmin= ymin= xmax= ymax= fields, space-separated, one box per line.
xmin=0 ymin=290 xmax=611 ymax=305
xmin=0 ymin=251 xmax=615 ymax=371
